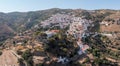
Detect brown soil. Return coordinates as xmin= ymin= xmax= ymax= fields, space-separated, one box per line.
xmin=0 ymin=50 xmax=19 ymax=66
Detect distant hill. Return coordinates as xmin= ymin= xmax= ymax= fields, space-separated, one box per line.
xmin=0 ymin=24 xmax=14 ymax=42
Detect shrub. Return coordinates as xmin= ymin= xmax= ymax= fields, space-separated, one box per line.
xmin=22 ymin=50 xmax=33 ymax=66
xmin=0 ymin=51 xmax=2 ymax=55
xmin=17 ymin=50 xmax=23 ymax=55
xmin=45 ymin=33 xmax=77 ymax=57
xmin=18 ymin=58 xmax=23 ymax=64
xmin=36 ymin=63 xmax=43 ymax=66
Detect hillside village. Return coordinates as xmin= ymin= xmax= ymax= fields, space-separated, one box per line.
xmin=0 ymin=9 xmax=120 ymax=66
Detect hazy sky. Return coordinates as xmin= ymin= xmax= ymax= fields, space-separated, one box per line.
xmin=0 ymin=0 xmax=120 ymax=13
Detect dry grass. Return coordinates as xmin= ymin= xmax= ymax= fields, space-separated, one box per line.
xmin=0 ymin=50 xmax=19 ymax=66
xmin=100 ymin=24 xmax=120 ymax=32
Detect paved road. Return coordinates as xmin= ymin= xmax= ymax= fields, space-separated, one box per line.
xmin=0 ymin=50 xmax=19 ymax=66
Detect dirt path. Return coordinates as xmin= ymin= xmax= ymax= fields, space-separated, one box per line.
xmin=0 ymin=50 xmax=19 ymax=66
xmin=106 ymin=57 xmax=117 ymax=62
xmin=107 ymin=47 xmax=119 ymax=52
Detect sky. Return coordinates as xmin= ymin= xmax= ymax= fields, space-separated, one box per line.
xmin=0 ymin=0 xmax=120 ymax=13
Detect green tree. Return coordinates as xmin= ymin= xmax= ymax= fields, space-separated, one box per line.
xmin=45 ymin=33 xmax=78 ymax=58
xmin=22 ymin=50 xmax=33 ymax=66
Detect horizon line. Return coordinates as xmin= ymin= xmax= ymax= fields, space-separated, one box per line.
xmin=1 ymin=8 xmax=120 ymax=13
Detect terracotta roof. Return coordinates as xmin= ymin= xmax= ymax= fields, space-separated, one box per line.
xmin=50 ymin=30 xmax=60 ymax=33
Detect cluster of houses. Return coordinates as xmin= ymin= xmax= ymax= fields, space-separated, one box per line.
xmin=41 ymin=14 xmax=91 ymax=56
xmin=41 ymin=14 xmax=80 ymax=29
xmin=55 ymin=15 xmax=92 ymax=63
xmin=66 ymin=17 xmax=91 ymax=55
xmin=67 ymin=17 xmax=91 ymax=39
xmin=77 ymin=39 xmax=89 ymax=55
